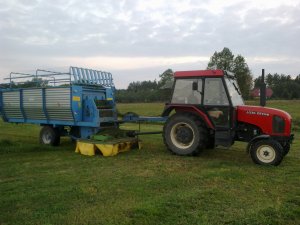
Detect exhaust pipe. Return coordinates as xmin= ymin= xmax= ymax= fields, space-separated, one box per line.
xmin=260 ymin=69 xmax=266 ymax=107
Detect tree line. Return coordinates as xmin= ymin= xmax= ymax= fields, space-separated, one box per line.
xmin=115 ymin=69 xmax=173 ymax=103
xmin=254 ymin=73 xmax=300 ymax=99
xmin=0 ymin=78 xmax=49 ymax=88
xmin=116 ymin=47 xmax=254 ymax=102
xmin=116 ymin=47 xmax=299 ymax=102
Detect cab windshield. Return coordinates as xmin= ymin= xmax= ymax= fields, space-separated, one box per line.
xmin=225 ymin=77 xmax=244 ymax=106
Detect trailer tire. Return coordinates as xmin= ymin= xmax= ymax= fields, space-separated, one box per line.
xmin=250 ymin=139 xmax=283 ymax=166
xmin=163 ymin=113 xmax=207 ymax=156
xmin=40 ymin=126 xmax=60 ymax=146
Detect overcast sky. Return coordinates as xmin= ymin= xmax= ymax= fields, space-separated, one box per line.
xmin=0 ymin=0 xmax=299 ymax=88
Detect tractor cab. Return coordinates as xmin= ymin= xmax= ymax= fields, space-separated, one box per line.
xmin=168 ymin=70 xmax=242 ymax=147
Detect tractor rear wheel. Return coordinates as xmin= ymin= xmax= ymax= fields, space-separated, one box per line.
xmin=206 ymin=136 xmax=215 ymax=149
xmin=163 ymin=113 xmax=207 ymax=156
xmin=250 ymin=139 xmax=283 ymax=166
xmin=39 ymin=126 xmax=61 ymax=146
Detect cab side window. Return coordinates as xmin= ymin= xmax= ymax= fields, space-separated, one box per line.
xmin=204 ymin=78 xmax=229 ymax=106
xmin=171 ymin=79 xmax=202 ymax=104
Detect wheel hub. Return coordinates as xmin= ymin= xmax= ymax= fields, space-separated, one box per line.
xmin=42 ymin=131 xmax=52 ymax=144
xmin=176 ymin=127 xmax=193 ymax=144
xmin=256 ymin=145 xmax=276 ymax=163
xmin=170 ymin=122 xmax=195 ymax=149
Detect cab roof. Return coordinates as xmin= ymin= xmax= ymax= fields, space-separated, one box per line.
xmin=174 ymin=69 xmax=224 ymax=78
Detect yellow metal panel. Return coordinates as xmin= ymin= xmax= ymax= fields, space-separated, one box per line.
xmin=75 ymin=142 xmax=95 ymax=156
xmin=72 ymin=96 xmax=81 ymax=102
xmin=76 ymin=138 xmax=141 ymax=157
xmin=95 ymin=144 xmax=116 ymax=156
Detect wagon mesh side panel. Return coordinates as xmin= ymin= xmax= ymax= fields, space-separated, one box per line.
xmin=23 ymin=89 xmax=46 ymax=120
xmin=46 ymin=88 xmax=73 ymax=121
xmin=2 ymin=91 xmax=23 ymax=119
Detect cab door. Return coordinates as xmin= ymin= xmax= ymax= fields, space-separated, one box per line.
xmin=203 ymin=77 xmax=233 ymax=147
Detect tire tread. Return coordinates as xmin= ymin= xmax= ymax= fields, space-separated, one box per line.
xmin=163 ymin=112 xmax=208 ymax=156
xmin=250 ymin=139 xmax=283 ymax=166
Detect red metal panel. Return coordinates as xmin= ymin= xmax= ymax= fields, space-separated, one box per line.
xmin=237 ymin=105 xmax=292 ymax=136
xmin=174 ymin=70 xmax=224 ymax=78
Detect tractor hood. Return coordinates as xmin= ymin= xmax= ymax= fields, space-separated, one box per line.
xmin=237 ymin=105 xmax=292 ymax=136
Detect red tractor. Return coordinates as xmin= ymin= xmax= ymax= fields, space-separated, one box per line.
xmin=162 ymin=69 xmax=293 ymax=166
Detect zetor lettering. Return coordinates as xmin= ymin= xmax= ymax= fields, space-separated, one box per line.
xmin=246 ymin=111 xmax=270 ymax=117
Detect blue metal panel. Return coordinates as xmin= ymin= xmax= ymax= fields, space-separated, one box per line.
xmin=71 ymin=67 xmax=78 ymax=82
xmin=87 ymin=69 xmax=92 ymax=82
xmin=105 ymin=88 xmax=114 ymax=100
xmin=0 ymin=85 xmax=116 ymax=127
xmin=1 ymin=67 xmax=119 ymax=140
xmin=82 ymin=91 xmax=101 ymax=124
xmin=80 ymin=127 xmax=100 ymax=139
xmin=92 ymin=70 xmax=97 ymax=83
xmin=71 ymin=86 xmax=83 ymax=122
xmin=103 ymin=73 xmax=107 ymax=85
xmin=80 ymin=68 xmax=85 ymax=82
xmin=70 ymin=67 xmax=114 ymax=88
xmin=81 ymin=68 xmax=87 ymax=81
xmin=75 ymin=68 xmax=80 ymax=81
xmin=98 ymin=71 xmax=103 ymax=84
xmin=4 ymin=117 xmax=104 ymax=128
xmin=101 ymin=71 xmax=105 ymax=85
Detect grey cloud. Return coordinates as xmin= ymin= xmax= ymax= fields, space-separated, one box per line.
xmin=0 ymin=0 xmax=299 ymax=85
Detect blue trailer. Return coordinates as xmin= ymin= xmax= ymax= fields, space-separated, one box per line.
xmin=0 ymin=66 xmax=118 ymax=146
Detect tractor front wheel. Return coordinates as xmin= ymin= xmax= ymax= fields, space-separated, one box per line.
xmin=39 ymin=126 xmax=61 ymax=146
xmin=281 ymin=142 xmax=290 ymax=156
xmin=163 ymin=113 xmax=207 ymax=156
xmin=250 ymin=139 xmax=283 ymax=166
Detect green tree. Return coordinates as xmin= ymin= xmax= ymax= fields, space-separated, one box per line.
xmin=233 ymin=55 xmax=252 ymax=99
xmin=115 ymin=69 xmax=174 ymax=103
xmin=207 ymin=47 xmax=253 ymax=99
xmin=158 ymin=69 xmax=174 ymax=88
xmin=253 ymin=73 xmax=300 ymax=99
xmin=207 ymin=47 xmax=234 ymax=71
xmin=295 ymin=75 xmax=300 ymax=85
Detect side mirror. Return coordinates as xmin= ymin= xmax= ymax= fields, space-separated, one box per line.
xmin=192 ymin=81 xmax=198 ymax=91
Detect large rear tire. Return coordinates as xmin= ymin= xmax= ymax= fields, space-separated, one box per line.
xmin=206 ymin=136 xmax=215 ymax=149
xmin=250 ymin=139 xmax=283 ymax=166
xmin=163 ymin=113 xmax=207 ymax=156
xmin=39 ymin=126 xmax=61 ymax=146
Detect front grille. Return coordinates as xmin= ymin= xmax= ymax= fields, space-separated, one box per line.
xmin=273 ymin=115 xmax=285 ymax=133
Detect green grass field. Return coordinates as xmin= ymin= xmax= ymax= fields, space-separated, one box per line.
xmin=0 ymin=100 xmax=299 ymax=225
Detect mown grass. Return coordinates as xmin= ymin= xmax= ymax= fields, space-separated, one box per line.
xmin=0 ymin=100 xmax=299 ymax=225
